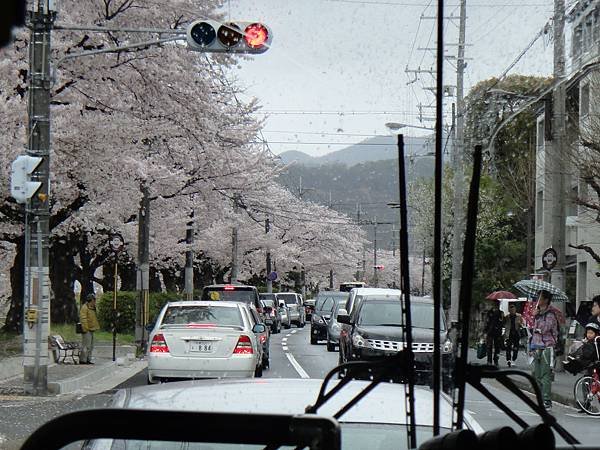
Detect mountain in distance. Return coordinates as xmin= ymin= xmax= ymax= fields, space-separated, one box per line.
xmin=277 ymin=134 xmax=446 ymax=167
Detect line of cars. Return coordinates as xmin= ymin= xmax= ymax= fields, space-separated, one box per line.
xmin=147 ymin=284 xmax=308 ymax=384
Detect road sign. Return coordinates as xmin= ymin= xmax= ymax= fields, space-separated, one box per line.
xmin=267 ymin=271 xmax=278 ymax=281
xmin=542 ymin=248 xmax=558 ymax=270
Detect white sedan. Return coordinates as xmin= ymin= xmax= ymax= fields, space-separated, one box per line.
xmin=147 ymin=301 xmax=264 ymax=383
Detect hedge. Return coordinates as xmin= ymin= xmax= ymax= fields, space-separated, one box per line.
xmin=97 ymin=291 xmax=184 ymax=333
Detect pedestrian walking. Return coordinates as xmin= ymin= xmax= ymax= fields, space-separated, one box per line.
xmin=530 ymin=289 xmax=558 ymax=410
xmin=503 ymin=303 xmax=524 ymax=367
xmin=482 ymin=300 xmax=504 ymax=366
xmin=80 ymin=293 xmax=100 ymax=364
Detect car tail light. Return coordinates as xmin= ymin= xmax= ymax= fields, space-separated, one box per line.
xmin=233 ymin=335 xmax=253 ymax=354
xmin=270 ymin=309 xmax=276 ymax=317
xmin=224 ymin=285 xmax=235 ymax=291
xmin=150 ymin=333 xmax=170 ymax=353
xmin=259 ymin=334 xmax=267 ymax=344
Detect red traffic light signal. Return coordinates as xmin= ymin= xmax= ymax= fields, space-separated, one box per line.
xmin=187 ymin=20 xmax=272 ymax=54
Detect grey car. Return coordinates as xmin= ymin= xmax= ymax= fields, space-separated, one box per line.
xmin=82 ymin=378 xmax=483 ymax=449
xmin=277 ymin=292 xmax=305 ymax=327
xmin=326 ymin=299 xmax=348 ymax=352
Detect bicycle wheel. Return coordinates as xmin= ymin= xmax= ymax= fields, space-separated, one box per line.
xmin=574 ymin=375 xmax=600 ymax=415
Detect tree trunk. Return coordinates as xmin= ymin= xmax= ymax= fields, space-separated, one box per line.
xmin=149 ymin=266 xmax=162 ymax=292
xmin=3 ymin=237 xmax=24 ymax=332
xmin=49 ymin=239 xmax=78 ymax=323
xmin=162 ymin=268 xmax=181 ymax=292
xmin=119 ymin=260 xmax=137 ymax=291
xmin=77 ymin=235 xmax=96 ymax=300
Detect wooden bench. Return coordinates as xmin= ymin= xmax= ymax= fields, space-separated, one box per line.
xmin=49 ymin=335 xmax=80 ymax=364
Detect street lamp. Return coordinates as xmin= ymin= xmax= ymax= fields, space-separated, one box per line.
xmin=385 ymin=122 xmax=434 ymax=132
xmin=109 ymin=233 xmax=125 ymax=362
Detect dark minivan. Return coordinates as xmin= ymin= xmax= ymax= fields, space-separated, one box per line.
xmin=201 ymin=284 xmax=263 ymax=314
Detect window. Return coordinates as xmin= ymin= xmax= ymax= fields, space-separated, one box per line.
xmin=578 ymin=261 xmax=588 ymax=303
xmin=537 ymin=119 xmax=544 ymax=152
xmin=573 ymin=25 xmax=583 ymax=59
xmin=581 ymin=83 xmax=590 ymax=117
xmin=536 ymin=190 xmax=544 ymax=228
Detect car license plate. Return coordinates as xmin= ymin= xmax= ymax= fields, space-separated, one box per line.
xmin=190 ymin=341 xmax=213 ymax=352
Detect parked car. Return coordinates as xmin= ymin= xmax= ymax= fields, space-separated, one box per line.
xmin=338 ymin=294 xmax=453 ymax=389
xmin=305 ymin=298 xmax=316 ymax=320
xmin=81 ymin=378 xmax=483 ymax=449
xmin=277 ymin=292 xmax=305 ymax=327
xmin=259 ymin=295 xmax=282 ymax=333
xmin=311 ymin=291 xmax=349 ymax=345
xmin=147 ymin=301 xmax=265 ymax=383
xmin=326 ymin=299 xmax=348 ymax=352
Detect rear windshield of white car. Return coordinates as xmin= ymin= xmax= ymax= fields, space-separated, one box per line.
xmin=277 ymin=293 xmax=298 ymax=305
xmin=161 ymin=305 xmax=243 ymax=328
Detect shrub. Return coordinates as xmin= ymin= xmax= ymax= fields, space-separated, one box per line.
xmin=97 ymin=291 xmax=185 ymax=332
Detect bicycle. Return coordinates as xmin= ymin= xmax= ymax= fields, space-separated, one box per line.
xmin=572 ymin=338 xmax=600 ymax=416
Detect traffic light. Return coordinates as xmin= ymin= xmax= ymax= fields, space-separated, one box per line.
xmin=186 ymin=20 xmax=272 ymax=54
xmin=11 ymin=155 xmax=43 ymax=203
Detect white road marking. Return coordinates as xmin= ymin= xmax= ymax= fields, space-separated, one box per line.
xmin=291 ymin=330 xmax=297 ymax=334
xmin=282 ymin=346 xmax=289 ymax=351
xmin=286 ymin=352 xmax=310 ymax=379
xmin=282 ymin=338 xmax=288 ymax=343
xmin=565 ymin=413 xmax=600 ymax=419
xmin=466 ymin=409 xmax=476 ymax=415
xmin=491 ymin=408 xmax=538 ymax=417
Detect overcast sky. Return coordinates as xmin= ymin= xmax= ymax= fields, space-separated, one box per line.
xmin=223 ymin=0 xmax=555 ymax=156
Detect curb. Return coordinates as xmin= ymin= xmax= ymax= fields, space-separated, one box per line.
xmin=48 ymin=361 xmax=118 ymax=394
xmin=511 ymin=378 xmax=577 ymax=408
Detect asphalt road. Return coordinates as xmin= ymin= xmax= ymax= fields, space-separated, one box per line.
xmin=1 ymin=324 xmax=598 ymax=449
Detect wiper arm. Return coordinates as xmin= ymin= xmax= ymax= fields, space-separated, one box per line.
xmin=465 ymin=363 xmax=579 ymax=445
xmin=305 ymin=351 xmax=412 ymax=418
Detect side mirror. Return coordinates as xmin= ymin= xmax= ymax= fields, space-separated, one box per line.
xmin=253 ymin=324 xmax=266 ymax=334
xmin=337 ymin=309 xmax=350 ymax=324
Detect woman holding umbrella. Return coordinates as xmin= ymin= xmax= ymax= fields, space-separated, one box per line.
xmin=529 ymin=289 xmax=559 ymax=410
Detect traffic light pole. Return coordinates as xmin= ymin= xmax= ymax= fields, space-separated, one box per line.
xmin=23 ymin=2 xmax=55 ymax=396
xmin=265 ymin=218 xmax=272 ymax=293
xmin=184 ymin=211 xmax=194 ymax=300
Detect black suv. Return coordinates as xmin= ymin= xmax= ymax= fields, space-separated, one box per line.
xmin=200 ymin=284 xmax=262 ymax=311
xmin=338 ymin=295 xmax=453 ymax=388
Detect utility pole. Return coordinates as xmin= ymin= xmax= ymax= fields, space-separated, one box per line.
xmin=136 ymin=185 xmax=150 ymax=352
xmin=231 ymin=194 xmax=240 ymax=283
xmin=23 ymin=0 xmax=55 ymax=396
xmin=449 ymin=0 xmax=467 ymax=325
xmin=329 ymin=269 xmax=334 ymax=289
xmin=373 ymin=218 xmax=378 ymax=287
xmin=184 ymin=211 xmax=194 ymax=300
xmin=550 ymin=0 xmax=566 ymax=293
xmin=265 ymin=218 xmax=273 ymax=293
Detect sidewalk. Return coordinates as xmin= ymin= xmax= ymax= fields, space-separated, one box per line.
xmin=0 ymin=343 xmax=147 ymax=395
xmin=468 ymin=348 xmax=578 ymax=408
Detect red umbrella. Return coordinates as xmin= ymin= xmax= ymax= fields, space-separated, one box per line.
xmin=485 ymin=290 xmax=517 ymax=301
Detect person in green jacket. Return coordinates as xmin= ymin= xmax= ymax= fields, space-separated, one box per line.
xmin=80 ymin=293 xmax=100 ymax=364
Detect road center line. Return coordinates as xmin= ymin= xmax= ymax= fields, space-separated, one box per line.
xmin=282 ymin=346 xmax=289 ymax=351
xmin=291 ymin=330 xmax=297 ymax=334
xmin=286 ymin=352 xmax=310 ymax=379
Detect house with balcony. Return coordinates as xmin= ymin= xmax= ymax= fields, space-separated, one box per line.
xmin=534 ymin=0 xmax=600 ymax=313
